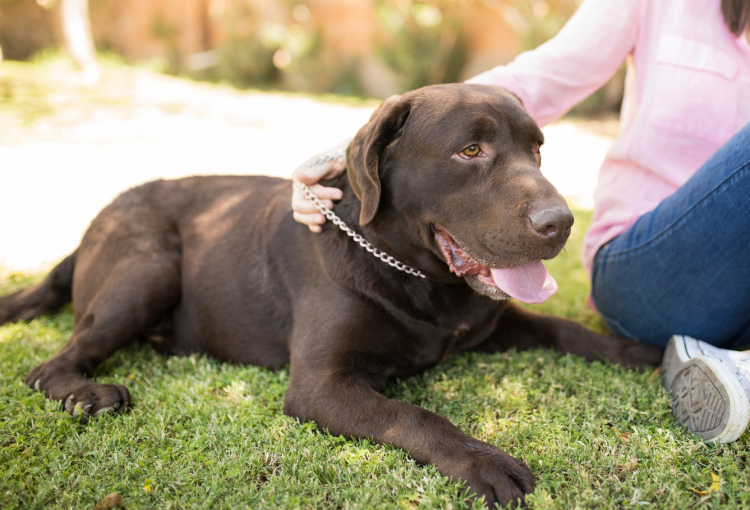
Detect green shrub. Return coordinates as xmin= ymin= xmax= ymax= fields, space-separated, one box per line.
xmin=374 ymin=0 xmax=466 ymax=92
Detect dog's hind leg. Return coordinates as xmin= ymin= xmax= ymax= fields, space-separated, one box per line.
xmin=25 ymin=250 xmax=181 ymax=420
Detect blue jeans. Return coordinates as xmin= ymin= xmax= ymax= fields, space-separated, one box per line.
xmin=591 ymin=121 xmax=750 ymax=348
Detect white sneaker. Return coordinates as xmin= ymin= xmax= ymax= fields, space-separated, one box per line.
xmin=662 ymin=335 xmax=750 ymax=443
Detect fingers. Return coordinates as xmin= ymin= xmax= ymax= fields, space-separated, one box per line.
xmin=292 ymin=180 xmax=344 ymax=232
xmin=291 ymin=140 xmax=351 ymax=232
xmin=293 ymin=211 xmax=326 ymax=229
xmin=292 ymin=136 xmax=351 ymax=185
xmin=292 ymin=182 xmax=340 ymax=213
xmin=292 ymin=193 xmax=334 ymax=215
xmin=292 ymin=158 xmax=346 ymax=187
xmin=305 ymin=182 xmax=344 ymax=202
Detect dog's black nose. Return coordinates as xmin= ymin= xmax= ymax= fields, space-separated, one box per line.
xmin=529 ymin=206 xmax=574 ymax=239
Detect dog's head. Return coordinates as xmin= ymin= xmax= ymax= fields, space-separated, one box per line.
xmin=346 ymin=84 xmax=573 ymax=304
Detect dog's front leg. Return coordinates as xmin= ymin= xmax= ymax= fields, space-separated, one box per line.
xmin=476 ymin=302 xmax=663 ymax=368
xmin=283 ymin=349 xmax=535 ymax=507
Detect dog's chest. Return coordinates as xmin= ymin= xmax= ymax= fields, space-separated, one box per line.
xmin=439 ymin=323 xmax=472 ymax=362
xmin=396 ymin=319 xmax=489 ymax=376
xmin=391 ymin=295 xmax=501 ymax=372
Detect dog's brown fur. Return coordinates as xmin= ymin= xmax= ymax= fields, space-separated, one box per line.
xmin=0 ymin=84 xmax=662 ymax=507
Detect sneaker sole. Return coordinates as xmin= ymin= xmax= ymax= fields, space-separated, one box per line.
xmin=662 ymin=335 xmax=750 ymax=443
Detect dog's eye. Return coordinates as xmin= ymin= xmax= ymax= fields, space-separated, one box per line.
xmin=461 ymin=145 xmax=481 ymax=158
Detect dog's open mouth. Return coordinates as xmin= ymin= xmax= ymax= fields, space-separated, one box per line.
xmin=433 ymin=226 xmax=557 ymax=304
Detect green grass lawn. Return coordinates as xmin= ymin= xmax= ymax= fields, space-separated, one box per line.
xmin=2 ymin=210 xmax=749 ymax=509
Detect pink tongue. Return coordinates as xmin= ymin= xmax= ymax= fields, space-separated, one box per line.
xmin=490 ymin=261 xmax=558 ymax=304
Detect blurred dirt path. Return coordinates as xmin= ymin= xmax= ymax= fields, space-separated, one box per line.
xmin=0 ymin=67 xmax=617 ymax=272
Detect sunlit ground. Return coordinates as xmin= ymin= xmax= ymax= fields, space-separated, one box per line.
xmin=0 ymin=55 xmax=616 ymax=272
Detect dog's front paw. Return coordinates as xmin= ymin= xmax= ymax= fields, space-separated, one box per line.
xmin=27 ymin=364 xmax=132 ymax=422
xmin=445 ymin=441 xmax=535 ymax=508
xmin=61 ymin=383 xmax=132 ymax=423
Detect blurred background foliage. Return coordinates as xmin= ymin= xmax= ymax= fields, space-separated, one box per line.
xmin=0 ymin=0 xmax=623 ymax=113
xmin=0 ymin=0 xmax=60 ymax=61
xmin=374 ymin=0 xmax=466 ymax=93
xmin=502 ymin=0 xmax=579 ymax=51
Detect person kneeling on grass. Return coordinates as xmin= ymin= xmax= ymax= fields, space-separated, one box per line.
xmin=290 ymin=0 xmax=750 ymax=443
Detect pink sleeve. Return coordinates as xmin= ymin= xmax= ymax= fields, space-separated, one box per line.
xmin=466 ymin=0 xmax=643 ymax=126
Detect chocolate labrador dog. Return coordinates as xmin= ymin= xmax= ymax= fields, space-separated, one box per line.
xmin=0 ymin=84 xmax=662 ymax=507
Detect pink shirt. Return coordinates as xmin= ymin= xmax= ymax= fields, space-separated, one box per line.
xmin=467 ymin=0 xmax=750 ymax=276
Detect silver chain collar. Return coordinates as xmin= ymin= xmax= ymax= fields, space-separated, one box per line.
xmin=301 ymin=151 xmax=426 ymax=279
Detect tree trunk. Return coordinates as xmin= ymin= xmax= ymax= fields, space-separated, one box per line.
xmin=60 ymin=0 xmax=99 ymax=86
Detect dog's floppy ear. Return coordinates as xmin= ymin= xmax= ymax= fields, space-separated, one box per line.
xmin=347 ymin=94 xmax=412 ymax=225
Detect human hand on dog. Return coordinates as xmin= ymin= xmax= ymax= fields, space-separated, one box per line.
xmin=291 ymin=139 xmax=350 ymax=232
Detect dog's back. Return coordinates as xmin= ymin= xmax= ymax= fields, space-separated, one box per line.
xmin=1 ymin=175 xmax=300 ymax=368
xmin=153 ymin=175 xmax=298 ymax=367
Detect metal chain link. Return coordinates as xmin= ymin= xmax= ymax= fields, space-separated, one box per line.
xmin=301 ymin=152 xmax=426 ymax=279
